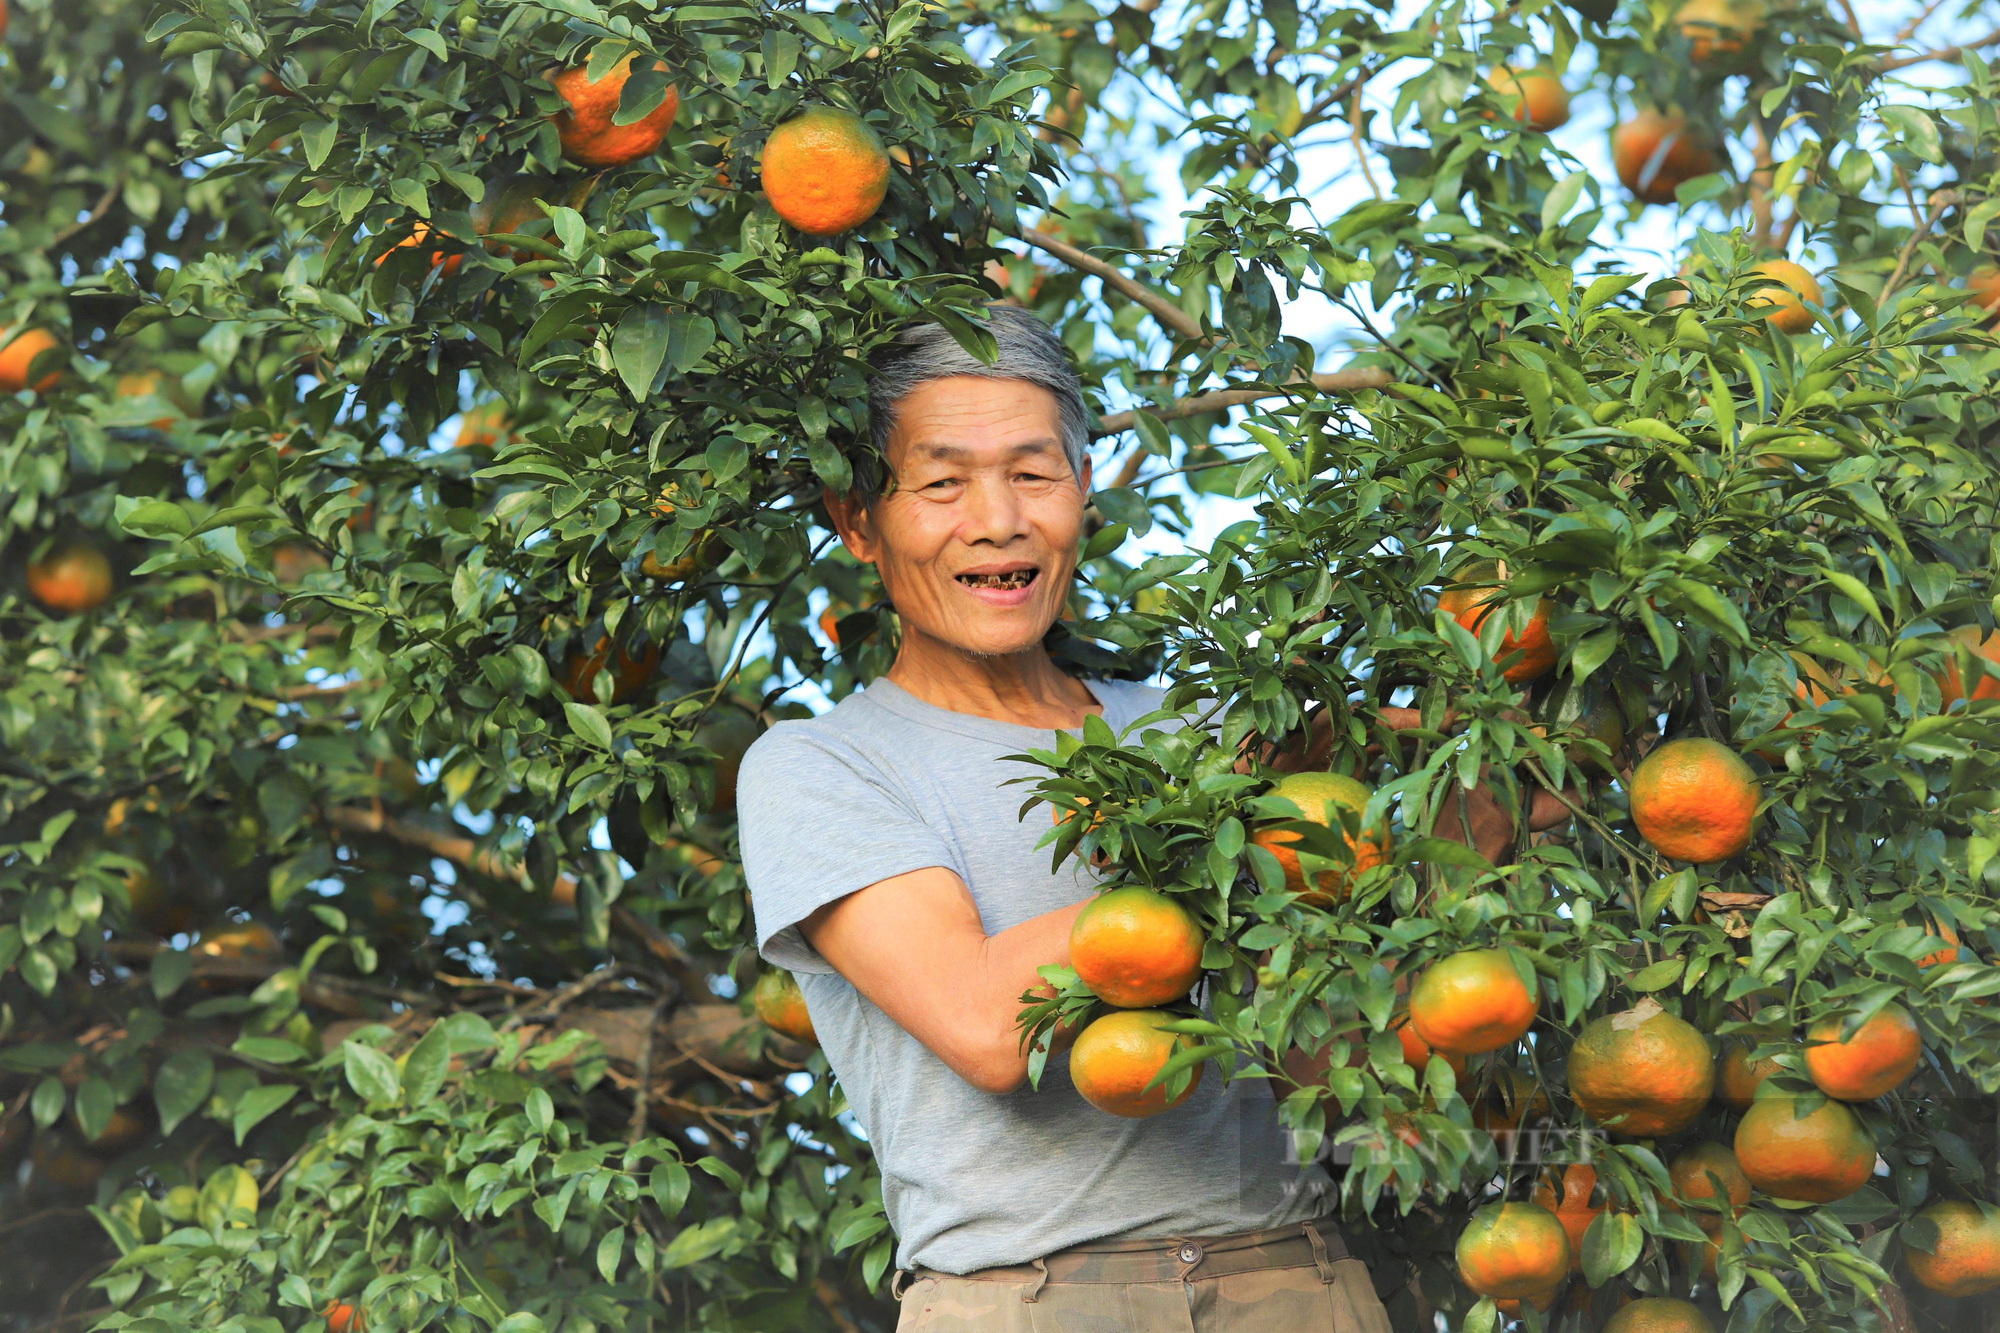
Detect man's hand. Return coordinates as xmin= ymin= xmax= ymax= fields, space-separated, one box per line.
xmin=799 ymin=868 xmax=1082 ymax=1096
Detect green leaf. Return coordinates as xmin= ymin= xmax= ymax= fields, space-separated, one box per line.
xmin=1823 ymin=569 xmax=1886 ymax=628
xmin=564 ymin=701 xmax=614 ymax=750
xmin=1879 ymin=105 xmax=1942 ymax=164
xmin=342 ymin=1040 xmax=402 ymax=1105
xmin=1629 ymin=957 xmax=1686 ymax=991
xmin=233 ymin=1083 xmax=299 ymax=1144
xmin=1581 ymin=1209 xmax=1642 ymax=1286
xmin=403 ymin=1021 xmax=451 ymax=1106
xmin=31 ymin=1076 xmax=65 ymax=1129
xmin=151 ymin=949 xmax=192 ymax=999
xmin=612 ymin=304 xmax=670 ymax=399
xmin=596 ymin=1226 xmax=626 ymax=1281
xmin=659 ymin=1217 xmax=737 ymax=1268
xmin=155 ymin=1049 xmax=214 ymax=1136
xmin=300 ymin=120 xmax=337 ymax=171
xmin=116 ymin=497 xmax=192 ymax=538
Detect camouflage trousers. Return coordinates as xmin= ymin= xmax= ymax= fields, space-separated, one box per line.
xmin=891 ymin=1217 xmax=1394 ymax=1332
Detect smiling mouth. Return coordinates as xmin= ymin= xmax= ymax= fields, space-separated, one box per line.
xmin=958 ymin=568 xmax=1039 ymax=591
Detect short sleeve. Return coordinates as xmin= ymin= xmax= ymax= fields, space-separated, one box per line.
xmin=736 ymin=723 xmax=959 ymax=974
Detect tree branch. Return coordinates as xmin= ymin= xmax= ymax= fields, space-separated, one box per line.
xmin=1879 ymin=27 xmax=2000 ymax=70
xmin=50 ymin=177 xmax=125 ymax=248
xmin=1882 ymin=190 xmax=1958 ymax=298
xmin=1091 ymin=368 xmax=1391 ymax=438
xmin=1018 ymin=227 xmax=1205 ymax=342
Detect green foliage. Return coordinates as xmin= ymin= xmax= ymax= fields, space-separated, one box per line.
xmin=3 ymin=0 xmax=1999 ymax=1327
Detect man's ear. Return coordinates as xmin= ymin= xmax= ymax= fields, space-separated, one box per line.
xmin=822 ymin=486 xmax=878 ymax=562
xmin=1075 ymin=451 xmax=1092 ymax=499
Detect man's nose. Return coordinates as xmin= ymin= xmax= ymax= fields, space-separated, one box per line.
xmin=958 ymin=473 xmax=1029 ymax=545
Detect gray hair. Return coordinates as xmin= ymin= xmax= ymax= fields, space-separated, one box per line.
xmin=860 ymin=306 xmax=1089 ymax=495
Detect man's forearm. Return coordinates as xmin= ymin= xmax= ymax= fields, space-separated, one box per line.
xmin=800 ymin=866 xmax=1086 ymax=1095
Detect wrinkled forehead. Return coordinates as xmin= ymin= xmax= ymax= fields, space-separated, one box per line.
xmin=880 ymin=376 xmax=1070 ymax=476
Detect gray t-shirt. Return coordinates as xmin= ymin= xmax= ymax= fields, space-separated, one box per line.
xmin=738 ymin=676 xmax=1328 ymax=1275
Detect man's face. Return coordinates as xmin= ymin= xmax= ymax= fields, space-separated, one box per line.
xmin=827 ymin=375 xmax=1089 ymax=659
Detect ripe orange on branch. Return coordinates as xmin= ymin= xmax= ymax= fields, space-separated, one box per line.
xmin=1568 ymin=1002 xmax=1715 ymax=1137
xmin=1482 ymin=66 xmax=1569 ymax=132
xmin=752 ymin=969 xmax=817 ymax=1045
xmin=1745 ymin=260 xmax=1822 ymax=335
xmin=761 ymin=107 xmax=891 ymax=236
xmin=1804 ymin=1003 xmax=1921 ymax=1101
xmin=1455 ymin=1201 xmax=1571 ymax=1300
xmin=1628 ymin=737 xmax=1760 ymax=862
xmin=1068 ymin=1009 xmax=1201 ymax=1118
xmin=549 ymin=53 xmax=679 ymax=168
xmin=1734 ymin=1094 xmax=1877 ymax=1204
xmin=1936 ymin=626 xmax=2000 ymax=708
xmin=1715 ymin=1039 xmax=1783 ymax=1109
xmin=1668 ymin=1141 xmax=1752 ymax=1233
xmin=375 ymin=223 xmax=462 ymax=277
xmin=0 ymin=326 xmax=61 ymax=393
xmin=1904 ymin=1199 xmax=2000 ymax=1296
xmin=26 ymin=544 xmax=113 ymax=614
xmin=1603 ymin=1296 xmax=1716 ymax=1333
xmin=1249 ymin=771 xmax=1389 ymax=903
xmin=1673 ymin=0 xmax=1766 ymax=61
xmin=1612 ymin=108 xmax=1721 ymax=205
xmin=1407 ymin=949 xmax=1538 ymax=1056
xmin=1530 ymin=1163 xmax=1600 ymax=1270
xmin=560 ymin=635 xmax=659 ymax=704
xmin=1069 ymin=886 xmax=1203 ymax=1008
xmin=1437 ymin=560 xmax=1556 ymax=683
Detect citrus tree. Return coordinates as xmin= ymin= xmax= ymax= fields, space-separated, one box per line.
xmin=3 ymin=0 xmax=1999 ymax=1326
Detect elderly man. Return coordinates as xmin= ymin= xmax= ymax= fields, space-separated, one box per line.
xmin=739 ymin=308 xmax=1528 ymax=1331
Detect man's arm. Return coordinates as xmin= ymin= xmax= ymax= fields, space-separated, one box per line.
xmin=798 ymin=867 xmax=1084 ymax=1096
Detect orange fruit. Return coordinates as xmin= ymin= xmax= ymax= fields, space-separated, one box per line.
xmin=78 ymin=1106 xmax=148 ymax=1154
xmin=1437 ymin=561 xmax=1555 ymax=683
xmin=1734 ymin=1094 xmax=1877 ymax=1204
xmin=751 ymin=969 xmax=817 ymax=1045
xmin=114 ymin=371 xmax=179 ymax=430
xmin=472 ymin=173 xmax=588 ymax=256
xmin=1804 ymin=1003 xmax=1921 ymax=1101
xmin=1069 ymin=1009 xmax=1202 ymax=1118
xmin=1612 ymin=109 xmax=1722 ymax=206
xmin=1603 ymin=1296 xmax=1716 ymax=1333
xmin=1568 ymin=1003 xmax=1715 ymax=1138
xmin=761 ymin=107 xmax=892 ymax=236
xmin=1455 ymin=1201 xmax=1571 ymax=1300
xmin=1668 ymin=1142 xmax=1752 ymax=1234
xmin=123 ymin=869 xmax=197 ymax=938
xmin=1483 ymin=66 xmax=1569 ymax=131
xmin=1472 ymin=1066 xmax=1552 ymax=1142
xmin=196 ymin=921 xmax=282 ymax=959
xmin=548 ymin=54 xmax=678 ymax=168
xmin=1628 ymin=737 xmax=1760 ymax=863
xmin=1936 ymin=626 xmax=2000 ymax=708
xmin=324 ymin=1301 xmax=364 ymax=1333
xmin=1069 ymin=886 xmax=1204 ymax=1008
xmin=1746 ymin=260 xmax=1821 ymax=335
xmin=1248 ymin=771 xmax=1390 ymax=904
xmin=0 ymin=326 xmax=61 ymax=393
xmin=454 ymin=402 xmax=508 ymax=449
xmin=641 ymin=529 xmax=724 ymax=583
xmin=1715 ymin=1040 xmax=1784 ymax=1110
xmin=1904 ymin=1199 xmax=2000 ymax=1296
xmin=561 ymin=635 xmax=660 ymax=704
xmin=26 ymin=545 xmax=113 ymax=614
xmin=1396 ymin=1017 xmax=1465 ymax=1080
xmin=1674 ymin=0 xmax=1766 ymax=59
xmin=1968 ymin=266 xmax=2000 ymax=323
xmin=1918 ymin=920 xmax=1969 ymax=969
xmin=376 ymin=223 xmax=462 ymax=277
xmin=1531 ymin=1163 xmax=1601 ymax=1270
xmin=1407 ymin=949 xmax=1539 ymax=1056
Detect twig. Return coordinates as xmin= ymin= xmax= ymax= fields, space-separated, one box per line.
xmin=1352 ymin=87 xmax=1384 ymax=202
xmin=50 ymin=178 xmax=125 ymax=248
xmin=499 ymin=965 xmax=627 ymax=1033
xmin=628 ymin=995 xmax=673 ymax=1142
xmin=1832 ymin=0 xmax=1862 ymax=38
xmin=815 ymin=1278 xmax=865 ymax=1333
xmin=1018 ymin=227 xmax=1205 ymax=343
xmin=1880 ymin=27 xmax=2000 ymax=70
xmin=103 ymin=940 xmax=430 ymax=1013
xmin=1882 ymin=190 xmax=1958 ymax=298
xmin=1895 ymin=0 xmax=1950 ymax=43
xmin=1091 ymin=368 xmax=1392 ymax=438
